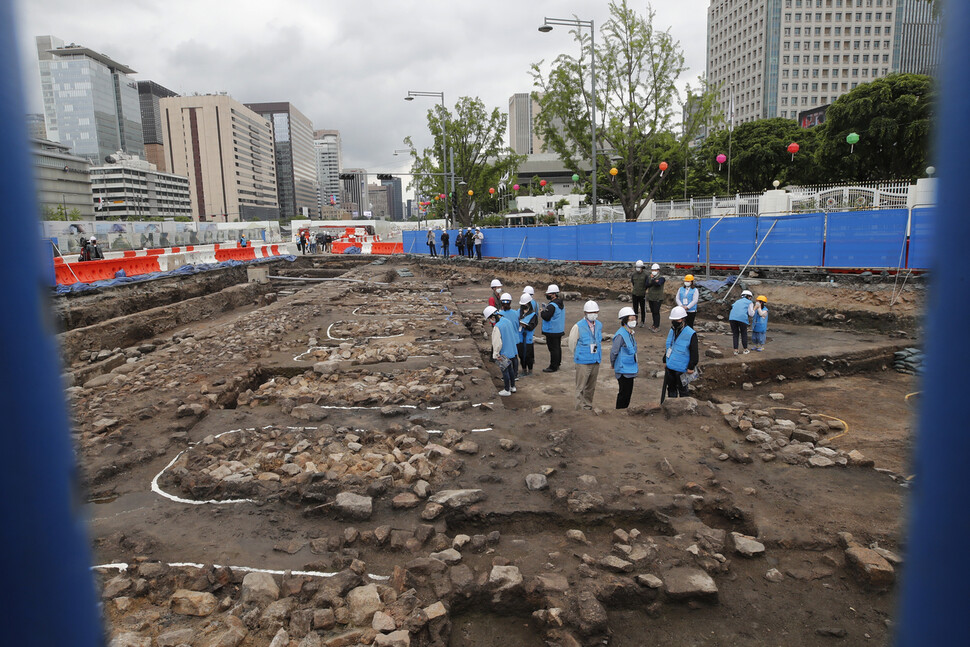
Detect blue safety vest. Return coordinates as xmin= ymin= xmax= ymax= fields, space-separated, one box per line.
xmin=677 ymin=287 xmax=699 ymax=312
xmin=665 ymin=326 xmax=695 ymax=372
xmin=544 ymin=301 xmax=565 ymax=334
xmin=752 ymin=307 xmax=768 ymax=333
xmin=613 ymin=326 xmax=638 ymax=376
xmin=495 ymin=316 xmax=519 ymax=358
xmin=574 ymin=319 xmax=603 ymax=364
xmin=730 ymin=297 xmax=752 ymax=324
xmin=519 ymin=310 xmax=537 ymax=345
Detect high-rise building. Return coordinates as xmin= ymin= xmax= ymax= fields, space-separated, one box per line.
xmin=26 ymin=114 xmax=47 ymax=140
xmin=246 ymin=102 xmax=319 ymax=219
xmin=509 ymin=93 xmax=544 ymax=154
xmin=368 ymin=184 xmax=390 ymax=220
xmin=32 ymin=138 xmax=93 ymax=218
xmin=314 ymin=129 xmax=342 ymax=213
xmin=381 ymin=176 xmax=404 ymax=221
xmin=341 ymin=169 xmax=368 ymax=218
xmin=705 ymin=0 xmax=942 ymax=125
xmin=36 ymin=35 xmax=144 ymax=163
xmin=159 ymin=94 xmax=279 ymax=221
xmin=90 ymin=153 xmax=191 ymax=219
xmin=138 ymin=81 xmax=178 ymax=173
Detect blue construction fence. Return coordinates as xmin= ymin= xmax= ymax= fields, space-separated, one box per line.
xmin=405 ymin=207 xmax=934 ymax=270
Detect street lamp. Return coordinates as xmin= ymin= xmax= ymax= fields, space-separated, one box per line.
xmin=539 ymin=16 xmax=597 ymax=222
xmin=405 ymin=90 xmax=456 ymax=226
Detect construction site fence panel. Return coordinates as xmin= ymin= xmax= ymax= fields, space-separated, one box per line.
xmin=402 ymin=208 xmax=933 ymax=270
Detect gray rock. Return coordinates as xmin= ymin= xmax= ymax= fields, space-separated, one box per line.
xmin=454 ymin=441 xmax=479 ymax=454
xmin=83 ymin=373 xmax=115 ymax=389
xmin=566 ymin=529 xmax=589 ymax=544
xmin=371 ymin=610 xmax=397 ymax=632
xmin=599 ymin=555 xmax=634 ymax=573
xmin=488 ymin=565 xmax=523 ymax=592
xmin=791 ymin=429 xmax=820 ymax=444
xmin=290 ymin=404 xmax=329 ymax=421
xmin=346 ymin=583 xmax=383 ymax=626
xmin=663 ymin=568 xmax=718 ymax=600
xmin=429 ymin=489 xmax=486 ymax=508
xmin=525 ymin=474 xmax=548 ymax=491
xmin=267 ymin=628 xmax=289 ymax=647
xmin=742 ymin=382 xmax=754 ymax=391
xmin=374 ymin=630 xmax=411 ymax=647
xmin=662 ymin=397 xmax=699 ymax=417
xmin=109 ymin=633 xmax=150 ymax=647
xmin=170 ymin=589 xmax=217 ymax=616
xmin=765 ymin=568 xmax=785 ymax=582
xmin=636 ymin=574 xmax=663 ymax=589
xmin=809 ymin=455 xmax=835 ymax=468
xmin=335 ymin=492 xmax=373 ymax=519
xmin=429 ymin=548 xmax=462 ymax=565
xmin=241 ymin=571 xmax=279 ymax=605
xmin=731 ymin=532 xmax=766 ymax=557
xmin=156 ymin=628 xmax=195 ymax=647
xmin=808 ymin=368 xmax=826 ymax=379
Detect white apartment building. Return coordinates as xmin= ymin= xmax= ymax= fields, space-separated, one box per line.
xmin=90 ymin=154 xmax=191 ymax=219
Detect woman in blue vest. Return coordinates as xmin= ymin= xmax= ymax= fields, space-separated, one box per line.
xmin=567 ymin=300 xmax=603 ymax=410
xmin=540 ymin=284 xmax=566 ymax=373
xmin=610 ymin=306 xmax=639 ymax=409
xmin=663 ymin=306 xmax=699 ymax=398
xmin=484 ymin=305 xmax=519 ymax=396
xmin=676 ymin=274 xmax=700 ymax=328
xmin=517 ymin=293 xmax=539 ymax=376
xmin=497 ymin=293 xmax=519 ymax=379
xmin=751 ymin=295 xmax=769 ymax=351
xmin=729 ymin=289 xmax=756 ymax=355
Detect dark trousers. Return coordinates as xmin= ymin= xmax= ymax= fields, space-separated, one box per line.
xmin=616 ymin=376 xmax=635 ymax=409
xmin=517 ymin=342 xmax=534 ymax=371
xmin=442 ymin=243 xmax=449 ymax=258
xmin=730 ymin=320 xmax=749 ymax=350
xmin=664 ymin=368 xmax=689 ymax=398
xmin=545 ymin=332 xmax=563 ymax=370
xmin=501 ymin=359 xmax=516 ymax=391
xmin=475 ymin=243 xmax=482 ymax=259
xmin=686 ymin=311 xmax=697 ymax=329
xmin=468 ymin=243 xmax=474 ymax=257
xmin=648 ymin=300 xmax=661 ymax=328
xmin=428 ymin=243 xmax=437 ymax=256
xmin=457 ymin=244 xmax=464 ymax=256
xmin=632 ymin=295 xmax=646 ymax=322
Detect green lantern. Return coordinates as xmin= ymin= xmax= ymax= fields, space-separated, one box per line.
xmin=571 ymin=173 xmax=580 ymax=182
xmin=846 ymin=132 xmax=860 ymax=153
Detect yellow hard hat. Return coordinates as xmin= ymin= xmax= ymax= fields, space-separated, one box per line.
xmin=684 ymin=274 xmax=695 ymax=282
xmin=757 ymin=295 xmax=767 ymax=303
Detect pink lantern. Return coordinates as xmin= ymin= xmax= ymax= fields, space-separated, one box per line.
xmin=439 ymin=193 xmax=446 ymax=200
xmin=513 ymin=184 xmax=520 ymax=191
xmin=787 ymin=142 xmax=800 ymax=160
xmin=539 ymin=179 xmax=547 ymax=187
xmin=716 ymin=153 xmax=727 ymax=171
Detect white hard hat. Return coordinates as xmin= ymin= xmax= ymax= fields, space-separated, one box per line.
xmin=428 ymin=228 xmax=432 ymax=231
xmin=670 ymin=306 xmax=688 ymax=320
xmin=651 ymin=263 xmax=660 ymax=270
xmin=476 ymin=227 xmax=481 ymax=230
xmin=635 ymin=260 xmax=644 ymax=267
xmin=524 ymin=286 xmax=535 ymax=295
xmin=483 ymin=306 xmax=498 ymax=319
xmin=546 ymin=284 xmax=560 ymax=294
xmin=741 ymin=290 xmax=753 ymax=298
xmin=500 ymin=292 xmax=512 ymax=302
xmin=490 ymin=279 xmax=503 ymax=288
xmin=583 ymin=300 xmax=599 ymax=313
xmin=89 ymin=237 xmax=97 ymax=242
xmin=618 ymin=306 xmax=636 ymax=319
xmin=519 ymin=293 xmax=531 ymax=305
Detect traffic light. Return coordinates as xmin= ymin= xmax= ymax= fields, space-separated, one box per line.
xmin=376 ymin=174 xmax=393 ymax=181
xmin=339 ymin=173 xmax=356 ymax=180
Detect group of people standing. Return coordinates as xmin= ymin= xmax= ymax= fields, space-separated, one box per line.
xmin=76 ymin=236 xmax=104 ymax=262
xmin=426 ymin=227 xmax=483 ymax=259
xmin=297 ymin=231 xmax=333 ymax=254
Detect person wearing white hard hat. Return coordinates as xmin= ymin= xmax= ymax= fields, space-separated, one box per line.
xmin=729 ymin=289 xmax=756 ymax=355
xmin=473 ymin=227 xmax=485 ymax=259
xmin=426 ymin=228 xmax=437 ymax=257
xmin=631 ymin=260 xmax=648 ymax=327
xmin=567 ymin=300 xmax=603 ymax=410
xmin=464 ymin=227 xmax=475 ymax=257
xmin=610 ymin=306 xmax=639 ymax=409
xmin=663 ymin=306 xmax=698 ymax=399
xmin=85 ymin=236 xmax=104 ymax=261
xmin=497 ymin=293 xmax=520 ymax=380
xmin=488 ymin=279 xmax=504 ymax=308
xmin=456 ymin=227 xmax=466 ymax=257
xmin=522 ymin=286 xmax=538 ymax=322
xmin=646 ymin=263 xmax=665 ymax=332
xmin=440 ymin=227 xmax=450 ymax=258
xmin=540 ymin=283 xmax=565 ymax=372
xmin=484 ymin=305 xmax=518 ymax=396
xmin=517 ymin=293 xmax=539 ymax=376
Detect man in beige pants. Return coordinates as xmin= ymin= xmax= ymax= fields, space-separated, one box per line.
xmin=567 ymin=300 xmax=603 ymax=410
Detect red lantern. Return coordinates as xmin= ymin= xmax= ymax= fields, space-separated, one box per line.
xmin=539 ymin=179 xmax=547 ymax=187
xmin=489 ymin=187 xmax=495 ymax=195
xmin=439 ymin=193 xmax=446 ymax=200
xmin=787 ymin=142 xmax=800 ymax=160
xmin=659 ymin=162 xmax=668 ymax=172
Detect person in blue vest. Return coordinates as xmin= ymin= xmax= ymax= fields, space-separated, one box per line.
xmin=522 ymin=285 xmax=538 ymax=315
xmin=663 ymin=306 xmax=699 ymax=398
xmin=676 ymin=274 xmax=700 ymax=328
xmin=610 ymin=306 xmax=639 ymax=409
xmin=729 ymin=289 xmax=756 ymax=355
xmin=517 ymin=293 xmax=539 ymax=376
xmin=484 ymin=305 xmax=518 ymax=396
xmin=751 ymin=295 xmax=769 ymax=352
xmin=567 ymin=300 xmax=603 ymax=411
xmin=540 ymin=283 xmax=565 ymax=373
xmin=239 ymin=234 xmax=249 ymax=247
xmin=497 ymin=293 xmax=520 ymax=379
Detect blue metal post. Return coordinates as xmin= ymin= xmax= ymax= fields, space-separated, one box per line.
xmin=0 ymin=6 xmax=102 ymax=644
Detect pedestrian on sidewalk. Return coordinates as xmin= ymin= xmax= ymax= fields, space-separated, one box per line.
xmin=540 ymin=284 xmax=565 ymax=373
xmin=631 ymin=260 xmax=648 ymax=327
xmin=484 ymin=305 xmax=518 ymax=396
xmin=440 ymin=228 xmax=450 ymax=258
xmin=517 ymin=293 xmax=538 ymax=376
xmin=426 ymin=228 xmax=437 ymax=257
xmin=663 ymin=306 xmax=698 ymax=399
xmin=729 ymin=290 xmax=755 ymax=355
xmin=456 ymin=228 xmax=465 ymax=256
xmin=751 ymin=295 xmax=769 ymax=351
xmin=646 ymin=263 xmax=666 ymax=331
xmin=610 ymin=306 xmax=639 ymax=409
xmin=567 ymin=300 xmax=602 ymax=411
xmin=676 ymin=274 xmax=699 ymax=328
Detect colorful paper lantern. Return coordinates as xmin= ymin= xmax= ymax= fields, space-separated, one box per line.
xmin=787 ymin=142 xmax=800 ymax=160
xmin=609 ymin=167 xmax=619 ymax=176
xmin=571 ymin=173 xmax=580 ymax=182
xmin=439 ymin=193 xmax=446 ymax=199
xmin=846 ymin=132 xmax=860 ymax=153
xmin=539 ymin=180 xmax=547 ymax=187
xmin=513 ymin=184 xmax=520 ymax=191
xmin=467 ymin=190 xmax=474 ymax=196
xmin=659 ymin=162 xmax=668 ymax=172
xmin=489 ymin=187 xmax=495 ymax=195
xmin=716 ymin=154 xmax=726 ymax=170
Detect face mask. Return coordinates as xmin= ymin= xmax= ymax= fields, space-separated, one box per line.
xmin=586 ymin=313 xmax=598 ymax=322
xmin=651 ymin=271 xmax=658 ymax=276
xmin=636 ymin=267 xmax=643 ymax=272
xmin=501 ymin=303 xmax=511 ymax=309
xmin=673 ymin=321 xmax=683 ymax=331
xmin=684 ymin=282 xmax=691 ymax=288
xmin=546 ymin=294 xmax=554 ymax=300
xmin=628 ymin=320 xmax=637 ymax=328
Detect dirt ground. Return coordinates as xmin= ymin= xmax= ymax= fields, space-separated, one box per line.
xmin=63 ymin=255 xmax=921 ymax=647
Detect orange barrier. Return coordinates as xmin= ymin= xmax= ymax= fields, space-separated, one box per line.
xmin=123 ymin=250 xmax=137 ymax=258
xmin=371 ymin=242 xmax=404 ymax=255
xmin=56 ymin=256 xmax=162 ymax=285
xmin=214 ymin=246 xmax=258 ymax=262
xmin=271 ymin=245 xmax=279 ymax=255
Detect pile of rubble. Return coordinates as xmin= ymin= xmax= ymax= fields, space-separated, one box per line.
xmin=330 ymin=319 xmax=414 ymax=339
xmin=297 ymin=342 xmax=428 ymax=365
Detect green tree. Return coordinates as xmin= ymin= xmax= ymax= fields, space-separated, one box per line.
xmin=405 ymin=96 xmax=523 ymax=226
xmin=814 ymin=74 xmax=934 ymax=183
xmin=531 ymin=0 xmax=718 ymax=221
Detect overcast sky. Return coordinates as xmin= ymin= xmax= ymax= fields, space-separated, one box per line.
xmin=14 ymin=0 xmax=709 ymax=194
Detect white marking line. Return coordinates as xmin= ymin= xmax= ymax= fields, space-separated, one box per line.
xmin=92 ymin=562 xmax=389 ymax=581
xmin=470 ymin=428 xmax=493 ymax=433
xmin=294 ymin=348 xmax=473 ymax=362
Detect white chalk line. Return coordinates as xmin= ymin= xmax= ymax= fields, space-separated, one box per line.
xmin=92 ymin=561 xmax=389 ymax=581
xmin=293 ymin=346 xmax=473 ymax=362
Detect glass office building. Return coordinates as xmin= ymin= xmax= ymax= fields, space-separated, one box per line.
xmin=246 ymin=102 xmax=319 ymax=218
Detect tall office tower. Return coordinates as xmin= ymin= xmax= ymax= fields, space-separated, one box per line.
xmin=894 ymin=0 xmax=941 ymax=75
xmin=26 ymin=114 xmax=47 ymax=140
xmin=508 ymin=92 xmax=544 ymax=154
xmin=314 ymin=129 xmax=343 ymax=213
xmin=138 ymin=81 xmax=178 ymax=172
xmin=341 ymin=169 xmax=368 ymax=218
xmin=246 ymin=102 xmax=319 ymax=219
xmin=705 ymin=0 xmax=942 ymax=124
xmin=368 ymin=184 xmax=389 ymax=219
xmin=381 ymin=176 xmax=404 ymax=220
xmin=160 ymin=94 xmax=279 ymax=221
xmin=36 ymin=35 xmax=144 ymax=163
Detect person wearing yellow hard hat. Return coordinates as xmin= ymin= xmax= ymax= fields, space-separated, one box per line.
xmin=676 ymin=274 xmax=699 ymax=328
xmin=752 ymin=295 xmax=769 ymax=352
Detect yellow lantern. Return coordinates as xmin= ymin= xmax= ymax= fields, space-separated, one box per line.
xmin=610 ymin=167 xmax=619 ymax=176
xmin=467 ymin=190 xmax=474 ymax=196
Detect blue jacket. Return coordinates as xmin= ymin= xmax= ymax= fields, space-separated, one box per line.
xmin=665 ymin=326 xmax=696 ymax=372
xmin=611 ymin=326 xmax=638 ymax=378
xmin=544 ymin=301 xmax=565 ymax=334
xmin=752 ymin=306 xmax=768 ymax=333
xmin=574 ymin=319 xmax=603 ymax=365
xmin=495 ymin=316 xmax=519 ymax=358
xmin=519 ymin=309 xmax=538 ymax=345
xmin=730 ymin=297 xmax=753 ymax=324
